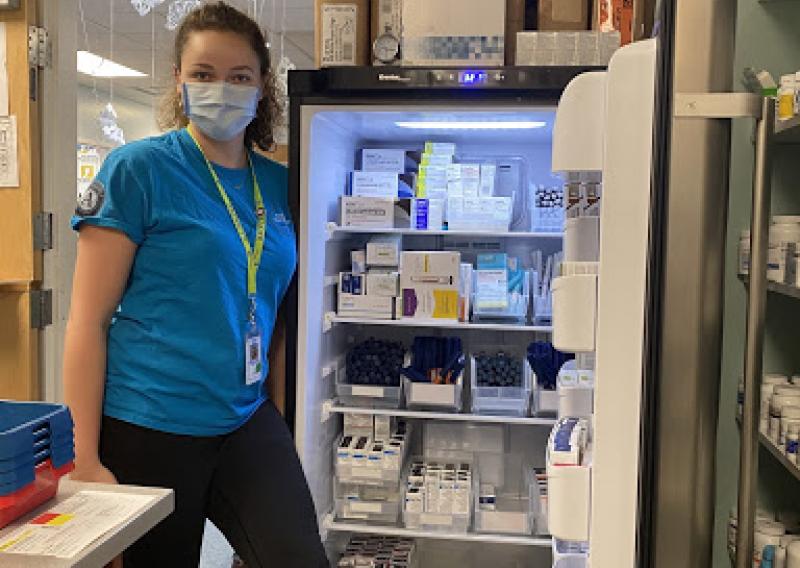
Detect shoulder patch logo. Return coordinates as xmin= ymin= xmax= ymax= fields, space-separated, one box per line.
xmin=76 ymin=180 xmax=106 ymax=217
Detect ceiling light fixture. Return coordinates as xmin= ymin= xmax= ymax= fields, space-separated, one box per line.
xmin=77 ymin=51 xmax=148 ymax=78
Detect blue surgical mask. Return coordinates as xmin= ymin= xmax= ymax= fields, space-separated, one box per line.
xmin=182 ymin=82 xmax=260 ymax=142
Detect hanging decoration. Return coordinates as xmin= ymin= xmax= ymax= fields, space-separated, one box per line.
xmin=99 ymin=103 xmax=126 ymax=146
xmin=99 ymin=0 xmax=126 ymax=147
xmin=166 ymin=0 xmax=201 ymax=30
xmin=273 ymin=56 xmax=294 ymax=145
xmin=131 ymin=0 xmax=165 ymax=16
xmin=272 ymin=0 xmax=293 ymax=146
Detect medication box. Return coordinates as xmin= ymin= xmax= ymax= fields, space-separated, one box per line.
xmin=400 ymin=252 xmax=460 ymax=319
xmin=340 ymin=197 xmax=415 ymax=229
xmin=337 ymin=294 xmax=398 ymax=319
xmin=366 ymin=235 xmax=402 ymax=266
xmin=366 ymin=271 xmax=400 ymax=297
xmin=360 ymin=148 xmax=410 ymax=173
xmin=349 ymin=171 xmax=399 ymax=198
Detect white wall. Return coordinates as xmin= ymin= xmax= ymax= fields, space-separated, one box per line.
xmin=77 ymin=83 xmax=160 ymax=146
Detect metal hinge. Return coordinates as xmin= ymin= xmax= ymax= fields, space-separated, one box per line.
xmin=33 ymin=212 xmax=53 ymax=251
xmin=28 ymin=26 xmax=51 ymax=69
xmin=30 ymin=289 xmax=53 ymax=329
xmin=674 ymin=93 xmax=763 ymax=119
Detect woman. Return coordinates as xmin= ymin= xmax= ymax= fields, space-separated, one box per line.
xmin=63 ymin=3 xmax=327 ymax=566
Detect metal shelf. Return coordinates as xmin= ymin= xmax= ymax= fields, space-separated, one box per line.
xmin=322 ymin=401 xmax=558 ymax=426
xmin=775 ymin=114 xmax=800 ymax=144
xmin=760 ymin=432 xmax=800 ymax=483
xmin=329 ymin=315 xmax=553 ymax=333
xmin=323 ymin=514 xmax=553 ymax=547
xmin=327 ymin=224 xmax=564 ymax=240
xmin=739 ymin=275 xmax=800 ymax=301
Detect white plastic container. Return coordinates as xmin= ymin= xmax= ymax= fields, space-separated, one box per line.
xmin=739 ymin=230 xmax=751 ymax=276
xmin=788 ymin=540 xmax=800 ymax=568
xmin=781 ymin=406 xmax=800 ymax=446
xmin=755 ymin=520 xmax=786 ymax=568
xmin=769 ymin=221 xmax=800 ymax=284
xmin=403 ymin=371 xmax=464 ymax=412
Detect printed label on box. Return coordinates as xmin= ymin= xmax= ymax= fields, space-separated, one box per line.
xmin=350 ymin=501 xmax=384 ymax=514
xmin=351 ymin=385 xmax=386 ymax=398
xmin=322 ymin=5 xmax=358 ymax=65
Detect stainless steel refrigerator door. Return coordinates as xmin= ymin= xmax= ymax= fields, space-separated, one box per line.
xmin=646 ymin=1 xmax=737 ymax=566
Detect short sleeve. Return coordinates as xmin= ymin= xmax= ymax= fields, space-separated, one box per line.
xmin=71 ymin=144 xmax=151 ymax=244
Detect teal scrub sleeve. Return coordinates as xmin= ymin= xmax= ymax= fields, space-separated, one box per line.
xmin=71 ymin=145 xmax=151 ymax=244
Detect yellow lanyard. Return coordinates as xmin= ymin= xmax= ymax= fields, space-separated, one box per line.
xmin=187 ymin=127 xmax=266 ymax=323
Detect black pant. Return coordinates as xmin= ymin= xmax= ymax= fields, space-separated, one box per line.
xmin=100 ymin=401 xmax=328 ymax=567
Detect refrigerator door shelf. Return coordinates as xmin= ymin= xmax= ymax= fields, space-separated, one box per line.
xmin=552 ymin=274 xmax=598 ymax=353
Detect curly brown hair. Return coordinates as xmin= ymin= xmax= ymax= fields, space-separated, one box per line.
xmin=157 ymin=1 xmax=280 ymax=151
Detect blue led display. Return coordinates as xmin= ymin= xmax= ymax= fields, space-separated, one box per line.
xmin=458 ymin=71 xmax=488 ymax=85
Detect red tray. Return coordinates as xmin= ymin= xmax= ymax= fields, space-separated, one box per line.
xmin=0 ymin=459 xmax=74 ymax=530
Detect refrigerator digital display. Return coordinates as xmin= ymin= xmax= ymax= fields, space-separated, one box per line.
xmin=458 ymin=71 xmax=488 ymax=86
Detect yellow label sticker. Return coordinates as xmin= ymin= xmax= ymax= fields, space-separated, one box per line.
xmin=432 ymin=290 xmax=459 ymax=319
xmin=0 ymin=529 xmax=33 ymax=551
xmin=46 ymin=514 xmax=75 ymax=526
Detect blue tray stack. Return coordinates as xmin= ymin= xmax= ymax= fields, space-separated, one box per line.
xmin=0 ymin=401 xmax=75 ymax=526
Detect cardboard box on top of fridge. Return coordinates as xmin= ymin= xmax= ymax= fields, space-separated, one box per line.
xmin=314 ymin=0 xmax=370 ymax=67
xmin=370 ymin=0 xmax=402 ymax=65
xmin=401 ymin=0 xmax=505 ymax=66
xmin=400 ymin=251 xmax=460 ymax=320
xmin=594 ymin=0 xmax=634 ymax=45
xmin=538 ymin=0 xmax=590 ymax=31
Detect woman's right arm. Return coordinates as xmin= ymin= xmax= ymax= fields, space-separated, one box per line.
xmin=63 ymin=226 xmax=137 ymax=482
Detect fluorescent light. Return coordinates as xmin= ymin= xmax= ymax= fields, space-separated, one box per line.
xmin=77 ymin=51 xmax=148 ymax=78
xmin=395 ymin=121 xmax=547 ymax=130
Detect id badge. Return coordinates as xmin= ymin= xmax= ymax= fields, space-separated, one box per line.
xmin=245 ymin=323 xmax=263 ymax=385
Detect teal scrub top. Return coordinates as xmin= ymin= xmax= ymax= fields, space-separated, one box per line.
xmin=71 ymin=129 xmax=297 ymax=436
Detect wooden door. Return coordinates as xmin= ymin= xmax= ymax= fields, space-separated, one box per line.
xmin=0 ymin=0 xmax=41 ymax=400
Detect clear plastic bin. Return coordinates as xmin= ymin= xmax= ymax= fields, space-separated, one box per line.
xmin=334 ymin=481 xmax=402 ymax=524
xmin=403 ymin=510 xmax=470 ymax=533
xmin=471 ymin=271 xmax=530 ymax=324
xmin=532 ymin=385 xmax=559 ymax=417
xmin=403 ymin=372 xmax=464 ymax=412
xmin=473 ymin=458 xmax=534 ymax=536
xmin=335 ymin=460 xmax=404 ymax=487
xmin=469 ymin=346 xmax=532 ymax=417
xmin=335 ymin=361 xmax=403 ymax=409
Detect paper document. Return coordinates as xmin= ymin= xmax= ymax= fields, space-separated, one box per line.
xmin=0 ymin=490 xmax=153 ymax=558
xmin=0 ymin=115 xmax=18 ymax=187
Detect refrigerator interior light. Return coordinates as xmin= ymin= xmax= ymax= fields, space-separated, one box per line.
xmin=394 ymin=121 xmax=547 ymax=130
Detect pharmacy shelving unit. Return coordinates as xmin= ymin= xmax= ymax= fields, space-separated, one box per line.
xmin=735 ymin=100 xmax=800 ymax=565
xmin=739 ymin=275 xmax=800 ymax=302
xmin=759 ymin=433 xmax=800 ymax=484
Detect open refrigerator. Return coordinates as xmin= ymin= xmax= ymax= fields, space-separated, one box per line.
xmin=285 ymin=5 xmax=725 ymax=560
